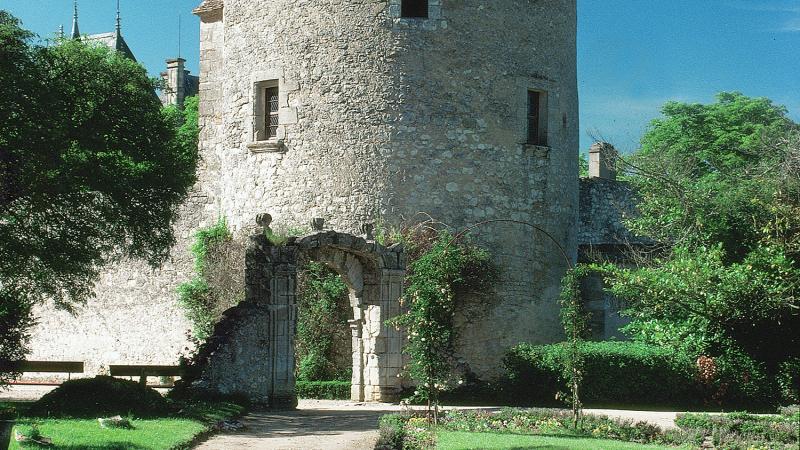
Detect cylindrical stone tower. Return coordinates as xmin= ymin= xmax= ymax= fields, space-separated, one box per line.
xmin=194 ymin=0 xmax=579 ymax=378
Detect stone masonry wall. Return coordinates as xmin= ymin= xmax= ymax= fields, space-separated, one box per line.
xmin=26 ymin=0 xmax=579 ymax=381
xmin=203 ymin=0 xmax=579 ymax=378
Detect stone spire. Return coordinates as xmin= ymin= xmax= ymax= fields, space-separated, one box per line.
xmin=115 ymin=0 xmax=122 ymax=38
xmin=58 ymin=24 xmax=64 ymax=39
xmin=70 ymin=0 xmax=80 ymax=39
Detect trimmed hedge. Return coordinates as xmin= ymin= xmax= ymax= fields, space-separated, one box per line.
xmin=295 ymin=380 xmax=351 ymax=400
xmin=504 ymin=341 xmax=702 ymax=407
xmin=26 ymin=376 xmax=170 ymax=418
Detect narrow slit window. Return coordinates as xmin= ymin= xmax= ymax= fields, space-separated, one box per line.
xmin=265 ymin=86 xmax=279 ymax=139
xmin=527 ymin=90 xmax=547 ymax=146
xmin=402 ymin=0 xmax=429 ymax=18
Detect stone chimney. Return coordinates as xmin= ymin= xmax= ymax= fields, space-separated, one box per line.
xmin=163 ymin=58 xmax=186 ymax=107
xmin=589 ymin=142 xmax=617 ymax=180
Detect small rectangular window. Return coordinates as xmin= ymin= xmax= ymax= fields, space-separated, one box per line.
xmin=265 ymin=86 xmax=279 ymax=139
xmin=402 ymin=0 xmax=429 ymax=18
xmin=253 ymin=80 xmax=279 ymax=142
xmin=527 ymin=90 xmax=548 ymax=146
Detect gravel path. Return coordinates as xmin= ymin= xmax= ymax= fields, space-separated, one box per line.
xmin=194 ymin=400 xmax=399 ymax=450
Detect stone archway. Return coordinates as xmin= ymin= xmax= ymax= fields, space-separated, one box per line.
xmin=195 ymin=223 xmax=406 ymax=407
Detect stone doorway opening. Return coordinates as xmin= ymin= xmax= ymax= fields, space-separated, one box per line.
xmin=294 ymin=262 xmax=353 ymax=390
xmin=196 ymin=222 xmax=406 ymax=407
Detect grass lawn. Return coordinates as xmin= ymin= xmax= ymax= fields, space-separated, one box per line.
xmin=3 ymin=400 xmax=244 ymax=450
xmin=437 ymin=431 xmax=676 ymax=450
xmin=9 ymin=419 xmax=205 ymax=450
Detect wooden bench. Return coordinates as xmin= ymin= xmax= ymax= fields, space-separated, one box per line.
xmin=109 ymin=365 xmax=184 ymax=387
xmin=3 ymin=361 xmax=85 ymax=385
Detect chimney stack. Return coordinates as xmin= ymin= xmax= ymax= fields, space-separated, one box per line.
xmin=589 ymin=142 xmax=617 ymax=180
xmin=163 ymin=58 xmax=187 ymax=107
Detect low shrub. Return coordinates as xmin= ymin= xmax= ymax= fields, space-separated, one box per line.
xmin=376 ymin=414 xmax=408 ymax=450
xmin=295 ymin=380 xmax=351 ymax=400
xmin=375 ymin=414 xmax=435 ymax=450
xmin=26 ymin=376 xmax=170 ymax=418
xmin=504 ymin=341 xmax=700 ymax=407
xmin=675 ymin=412 xmax=799 ymax=449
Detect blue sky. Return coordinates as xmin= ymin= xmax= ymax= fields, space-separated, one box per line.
xmin=3 ymin=0 xmax=799 ymax=153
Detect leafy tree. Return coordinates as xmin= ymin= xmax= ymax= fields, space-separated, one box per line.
xmin=608 ymin=93 xmax=799 ymax=396
xmin=0 ymin=12 xmax=198 ymax=375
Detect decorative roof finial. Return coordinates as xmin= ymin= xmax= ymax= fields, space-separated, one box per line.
xmin=58 ymin=24 xmax=65 ymax=39
xmin=116 ymin=0 xmax=122 ymax=36
xmin=70 ymin=0 xmax=80 ymax=39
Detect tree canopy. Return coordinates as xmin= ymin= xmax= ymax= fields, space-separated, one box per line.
xmin=607 ymin=93 xmax=799 ymax=383
xmin=0 ymin=11 xmax=199 ymax=370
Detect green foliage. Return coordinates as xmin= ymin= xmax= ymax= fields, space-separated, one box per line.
xmin=265 ymin=225 xmax=310 ymax=246
xmin=557 ymin=265 xmax=592 ymax=426
xmin=438 ymin=408 xmax=797 ymax=449
xmin=630 ymin=92 xmax=797 ymax=257
xmin=0 ymin=12 xmax=199 ymax=382
xmin=26 ymin=376 xmax=170 ymax=418
xmin=504 ymin=341 xmax=703 ymax=407
xmin=607 ymin=93 xmax=800 ymax=401
xmin=610 ymin=245 xmax=799 ymax=369
xmin=579 ymin=152 xmax=589 ymax=177
xmin=295 ymin=380 xmax=351 ymax=400
xmin=177 ymin=219 xmax=234 ymax=341
xmin=177 ymin=278 xmax=215 ymax=341
xmin=674 ymin=412 xmax=799 ymax=449
xmin=295 ymin=262 xmax=351 ymax=381
xmin=376 ymin=414 xmax=436 ymax=450
xmin=377 ymin=414 xmax=408 ymax=450
xmin=777 ymin=358 xmax=800 ymax=405
xmin=389 ymin=231 xmax=496 ymax=412
xmin=437 ymin=432 xmax=673 ymax=450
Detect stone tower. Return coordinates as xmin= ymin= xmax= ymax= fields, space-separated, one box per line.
xmin=193 ymin=0 xmax=579 ymax=377
xmin=26 ymin=0 xmax=578 ymax=382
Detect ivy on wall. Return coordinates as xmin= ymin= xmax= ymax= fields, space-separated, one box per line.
xmin=295 ymin=262 xmax=352 ymax=382
xmin=177 ymin=219 xmax=245 ymax=341
xmin=390 ymin=229 xmax=497 ymax=422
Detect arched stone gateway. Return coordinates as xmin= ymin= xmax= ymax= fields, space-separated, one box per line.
xmin=195 ymin=222 xmax=406 ymax=408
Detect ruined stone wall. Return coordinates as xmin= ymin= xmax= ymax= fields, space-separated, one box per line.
xmin=26 ymin=0 xmax=579 ymax=380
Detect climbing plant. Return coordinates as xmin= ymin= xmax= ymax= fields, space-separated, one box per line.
xmin=390 ymin=230 xmax=496 ymax=423
xmin=558 ymin=264 xmax=594 ymax=429
xmin=177 ymin=219 xmax=246 ymax=341
xmin=295 ymin=262 xmax=352 ymax=381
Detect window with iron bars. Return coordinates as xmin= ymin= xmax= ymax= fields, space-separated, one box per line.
xmin=265 ymin=86 xmax=279 ymax=139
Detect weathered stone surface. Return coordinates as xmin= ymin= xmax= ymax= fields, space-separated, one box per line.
xmin=26 ymin=0 xmax=580 ymax=383
xmin=199 ymin=231 xmax=405 ymax=404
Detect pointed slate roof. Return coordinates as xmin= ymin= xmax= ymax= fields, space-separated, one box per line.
xmin=84 ymin=32 xmax=137 ymax=61
xmin=70 ymin=1 xmax=80 ymax=38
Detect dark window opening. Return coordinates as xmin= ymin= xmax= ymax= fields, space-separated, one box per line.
xmin=266 ymin=86 xmax=279 ymax=139
xmin=528 ymin=90 xmax=547 ymax=146
xmin=402 ymin=0 xmax=429 ymax=18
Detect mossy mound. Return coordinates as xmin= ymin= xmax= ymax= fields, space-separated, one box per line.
xmin=27 ymin=376 xmax=171 ymax=418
